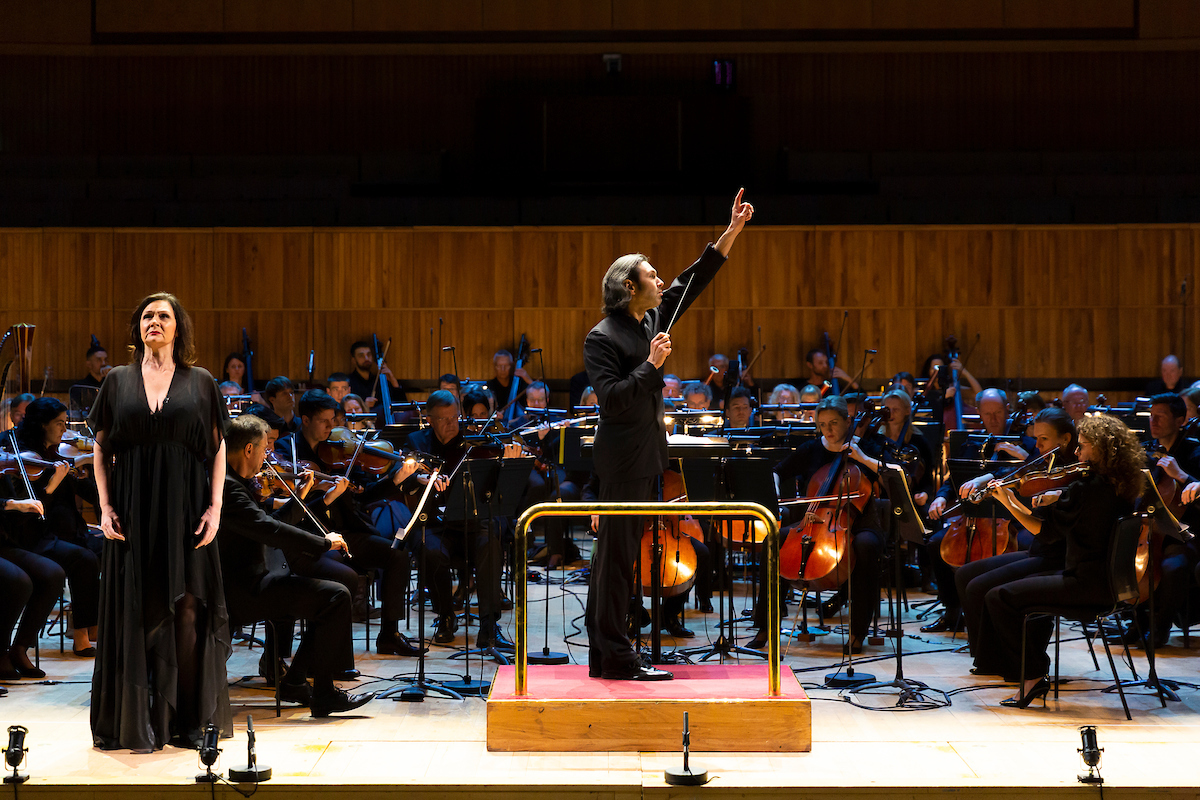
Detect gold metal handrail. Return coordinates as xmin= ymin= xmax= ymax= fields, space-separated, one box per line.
xmin=513 ymin=501 xmax=781 ymax=697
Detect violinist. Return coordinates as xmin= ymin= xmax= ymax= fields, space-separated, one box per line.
xmin=1131 ymin=393 xmax=1200 ymax=648
xmin=218 ymin=414 xmax=376 ymax=716
xmin=749 ymin=394 xmax=884 ymax=654
xmin=1146 ymin=354 xmax=1189 ymax=395
xmin=462 ymin=390 xmax=493 ymax=424
xmin=983 ymin=414 xmax=1144 ymax=706
xmin=3 ymin=397 xmax=100 ymax=656
xmin=486 ymin=349 xmax=529 ymax=411
xmin=582 ymin=187 xmax=752 ymax=681
xmin=263 ymin=376 xmax=299 ymax=432
xmin=340 ymin=394 xmax=369 ymax=431
xmin=1182 ymin=386 xmax=1200 ymax=425
xmin=924 ymin=389 xmax=1027 ymax=633
xmin=953 ymin=407 xmax=1077 ymax=677
xmin=512 ymin=382 xmax=584 ymax=568
xmin=349 ymin=340 xmax=406 ymax=410
xmin=275 ymin=390 xmax=424 ymax=657
xmin=406 ymin=390 xmax=517 ymax=649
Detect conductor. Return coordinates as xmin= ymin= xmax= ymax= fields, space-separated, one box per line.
xmin=583 ymin=188 xmax=754 ymax=681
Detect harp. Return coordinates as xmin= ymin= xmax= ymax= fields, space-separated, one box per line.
xmin=0 ymin=323 xmax=35 ymax=432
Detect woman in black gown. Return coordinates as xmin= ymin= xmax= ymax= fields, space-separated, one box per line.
xmin=89 ymin=292 xmax=232 ymax=752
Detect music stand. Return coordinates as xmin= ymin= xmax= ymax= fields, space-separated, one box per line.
xmin=851 ymin=465 xmax=951 ymax=709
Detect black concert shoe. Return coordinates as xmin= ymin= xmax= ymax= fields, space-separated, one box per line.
xmin=337 ymin=668 xmax=361 ymax=680
xmin=698 ymin=600 xmax=715 ymax=614
xmin=258 ymin=654 xmax=288 ymax=687
xmin=747 ymin=631 xmax=769 ymax=650
xmin=311 ymin=688 xmax=377 ymax=717
xmin=920 ymin=610 xmax=964 ymax=634
xmin=278 ymin=678 xmax=313 ymax=707
xmin=600 ymin=663 xmax=674 ymax=681
xmin=500 ymin=595 xmax=514 ymax=611
xmin=0 ymin=654 xmax=22 ymax=681
xmin=476 ymin=622 xmax=515 ymax=650
xmin=8 ymin=650 xmax=44 ymax=679
xmin=999 ymin=677 xmax=1051 ymax=709
xmin=820 ymin=595 xmax=845 ymax=620
xmin=376 ymin=631 xmax=428 ymax=657
xmin=432 ymin=615 xmax=459 ymax=644
xmin=662 ymin=619 xmax=694 ymax=638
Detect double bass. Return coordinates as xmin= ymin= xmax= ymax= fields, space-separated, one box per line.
xmin=639 ymin=467 xmax=702 ymax=598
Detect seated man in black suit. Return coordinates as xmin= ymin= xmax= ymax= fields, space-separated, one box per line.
xmin=219 ymin=414 xmax=376 ymax=717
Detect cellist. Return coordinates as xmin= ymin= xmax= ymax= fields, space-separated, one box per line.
xmin=748 ymin=394 xmax=884 ymax=655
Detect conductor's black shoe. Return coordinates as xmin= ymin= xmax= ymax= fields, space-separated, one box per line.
xmin=477 ymin=623 xmax=515 ymax=650
xmin=500 ymin=595 xmax=514 ymax=611
xmin=432 ymin=615 xmax=459 ymax=644
xmin=376 ymin=631 xmax=428 ymax=657
xmin=601 ymin=663 xmax=674 ymax=681
xmin=662 ymin=619 xmax=694 ymax=638
xmin=920 ymin=611 xmax=963 ymax=634
xmin=311 ymin=688 xmax=376 ymax=717
xmin=278 ymin=678 xmax=313 ymax=707
xmin=258 ymin=655 xmax=288 ymax=687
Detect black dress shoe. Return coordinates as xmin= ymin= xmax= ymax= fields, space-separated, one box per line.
xmin=747 ymin=631 xmax=769 ymax=650
xmin=259 ymin=655 xmax=288 ymax=687
xmin=477 ymin=623 xmax=515 ymax=650
xmin=601 ymin=663 xmax=674 ymax=681
xmin=920 ymin=611 xmax=963 ymax=634
xmin=13 ymin=661 xmax=45 ymax=680
xmin=432 ymin=616 xmax=459 ymax=644
xmin=311 ymin=688 xmax=377 ymax=717
xmin=843 ymin=638 xmax=863 ymax=655
xmin=336 ymin=668 xmax=361 ymax=681
xmin=698 ymin=599 xmax=715 ymax=613
xmin=662 ymin=619 xmax=694 ymax=638
xmin=0 ymin=654 xmax=21 ymax=681
xmin=500 ymin=595 xmax=514 ymax=611
xmin=820 ymin=596 xmax=844 ymax=620
xmin=72 ymin=646 xmax=96 ymax=657
xmin=376 ymin=631 xmax=428 ymax=657
xmin=278 ymin=679 xmax=313 ymax=707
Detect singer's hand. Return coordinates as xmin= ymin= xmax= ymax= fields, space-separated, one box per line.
xmin=647 ymin=333 xmax=672 ymax=368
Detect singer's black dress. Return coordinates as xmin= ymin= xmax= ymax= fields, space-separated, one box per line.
xmin=88 ymin=364 xmax=232 ymax=752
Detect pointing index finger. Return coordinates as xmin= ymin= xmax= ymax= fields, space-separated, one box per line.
xmin=734 ymin=187 xmax=744 ymax=207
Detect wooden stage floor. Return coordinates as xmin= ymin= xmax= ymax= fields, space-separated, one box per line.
xmin=3 ymin=570 xmax=1200 ymax=800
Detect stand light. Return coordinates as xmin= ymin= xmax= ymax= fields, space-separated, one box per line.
xmin=1078 ymin=725 xmax=1104 ymax=785
xmin=3 ymin=725 xmax=28 ymax=784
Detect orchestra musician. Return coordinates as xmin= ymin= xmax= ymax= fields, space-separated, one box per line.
xmin=924 ymin=388 xmax=1028 ymax=633
xmin=662 ymin=374 xmax=683 ymax=400
xmin=724 ymin=386 xmax=755 ymax=430
xmin=275 ymin=390 xmax=425 ymax=657
xmin=982 ymin=414 xmax=1144 ymax=706
xmin=221 ymin=353 xmax=248 ymax=394
xmin=748 ymin=394 xmax=883 ymax=654
xmin=1146 ymin=354 xmax=1189 ymax=395
xmin=1130 ymin=393 xmax=1200 ymax=648
xmin=922 ymin=352 xmax=982 ymax=408
xmin=349 ymin=340 xmax=407 ymax=410
xmin=262 ymin=376 xmax=298 ymax=432
xmin=406 ymin=390 xmax=520 ymax=648
xmin=4 ymin=393 xmax=34 ymax=431
xmin=487 ymin=350 xmax=529 ymax=411
xmin=799 ymin=348 xmax=858 ymax=394
xmin=953 ymin=407 xmax=1077 ymax=678
xmin=0 ymin=501 xmax=62 ymax=681
xmin=583 ymin=188 xmax=752 ymax=681
xmin=438 ymin=374 xmax=462 ymax=403
xmin=326 ymin=372 xmax=352 ymax=403
xmin=1182 ymin=386 xmax=1200 ymax=424
xmin=4 ymin=397 xmax=101 ymax=654
xmin=766 ymin=384 xmax=801 ymax=421
xmin=682 ymin=381 xmax=713 ymax=411
xmin=218 ymin=414 xmax=378 ymax=716
xmin=1060 ymin=383 xmax=1090 ymax=422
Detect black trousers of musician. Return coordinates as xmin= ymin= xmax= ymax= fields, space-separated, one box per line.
xmin=227 ymin=573 xmax=352 ymax=690
xmin=928 ymin=526 xmax=1033 ymax=614
xmin=282 ymin=549 xmax=360 ymax=667
xmin=984 ymin=567 xmax=1110 ymax=680
xmin=955 ymin=550 xmax=1055 ymax=673
xmin=522 ymin=469 xmax=584 ymax=560
xmin=420 ymin=520 xmax=502 ymax=622
xmin=0 ymin=546 xmax=68 ymax=648
xmin=753 ymin=527 xmax=882 ymax=644
xmin=587 ymin=476 xmax=656 ymax=675
xmin=0 ymin=554 xmax=62 ymax=651
xmin=661 ymin=536 xmax=712 ymax=621
xmin=344 ymin=530 xmax=412 ymax=637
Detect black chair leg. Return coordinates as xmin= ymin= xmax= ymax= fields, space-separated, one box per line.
xmin=1079 ymin=620 xmax=1101 ymax=671
xmin=269 ymin=620 xmax=281 ymax=718
xmin=1019 ymin=614 xmax=1029 ymax=703
xmin=1124 ymin=609 xmax=1144 ymax=680
xmin=1098 ymin=614 xmax=1132 ymax=721
xmin=1053 ymin=616 xmax=1061 ymax=700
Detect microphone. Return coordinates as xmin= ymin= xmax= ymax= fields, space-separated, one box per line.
xmin=529 ymin=348 xmax=543 ymax=353
xmin=442 ymin=346 xmax=455 ymax=351
xmin=866 ymin=349 xmax=878 ymax=354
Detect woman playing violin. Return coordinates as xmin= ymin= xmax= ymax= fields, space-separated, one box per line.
xmin=982 ymin=414 xmax=1144 ymax=706
xmin=954 ymin=407 xmax=1077 ymax=675
xmin=748 ymin=394 xmax=884 ymax=654
xmin=3 ymin=397 xmax=101 ymax=655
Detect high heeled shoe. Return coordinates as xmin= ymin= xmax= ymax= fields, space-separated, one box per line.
xmin=999 ymin=676 xmax=1051 ymax=709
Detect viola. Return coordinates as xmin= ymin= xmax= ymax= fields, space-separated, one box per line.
xmin=968 ymin=459 xmax=1089 ymax=504
xmin=640 ymin=467 xmax=701 ymax=598
xmin=316 ymin=426 xmax=438 ymax=478
xmin=266 ymin=453 xmax=363 ymax=495
xmin=0 ymin=451 xmax=81 ymax=481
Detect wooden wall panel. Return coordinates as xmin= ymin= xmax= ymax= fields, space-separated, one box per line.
xmin=4 ymin=225 xmax=1199 ymax=398
xmin=94 ymin=0 xmax=223 ymax=33
xmin=352 ymin=0 xmax=484 ymax=32
xmin=223 ymin=0 xmax=352 ymax=32
xmin=312 ymin=230 xmax=412 ymax=310
xmin=871 ymin=0 xmax=1004 ymax=29
xmin=481 ymin=0 xmax=612 ymax=31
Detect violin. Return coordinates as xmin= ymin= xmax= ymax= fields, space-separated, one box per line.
xmin=0 ymin=450 xmax=82 ymax=481
xmin=973 ymin=461 xmax=1090 ymax=503
xmin=266 ymin=452 xmax=364 ymax=495
xmin=640 ymin=467 xmax=701 ymax=598
xmin=779 ymin=405 xmax=884 ymax=589
xmin=316 ymin=426 xmax=439 ymax=478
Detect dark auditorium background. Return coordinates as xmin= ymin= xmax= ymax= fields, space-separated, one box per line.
xmin=2 ymin=0 xmax=1199 ymax=398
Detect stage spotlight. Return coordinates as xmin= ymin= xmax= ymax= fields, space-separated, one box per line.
xmin=196 ymin=723 xmax=221 ymax=784
xmin=3 ymin=725 xmax=28 ymax=784
xmin=1077 ymin=725 xmax=1104 ymax=785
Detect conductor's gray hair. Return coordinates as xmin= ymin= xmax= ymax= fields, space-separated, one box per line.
xmin=601 ymin=253 xmax=647 ymax=315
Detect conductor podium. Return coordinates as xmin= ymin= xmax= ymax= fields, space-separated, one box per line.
xmin=485 ymin=500 xmax=812 ymax=753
